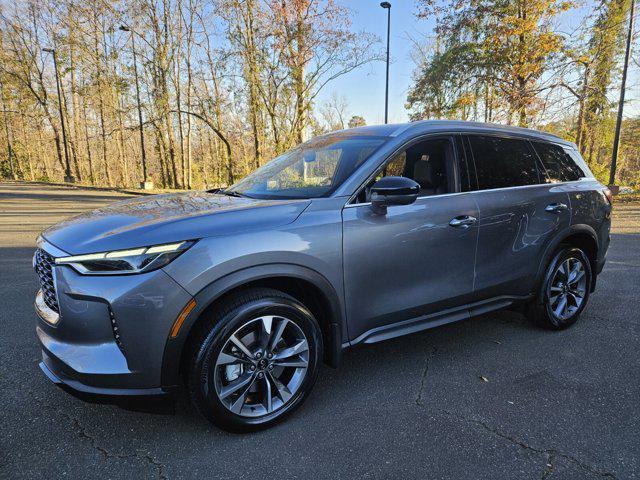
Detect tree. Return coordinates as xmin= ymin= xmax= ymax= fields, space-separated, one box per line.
xmin=0 ymin=1 xmax=393 ymax=189
xmin=348 ymin=115 xmax=366 ymax=128
xmin=580 ymin=0 xmax=631 ymax=165
xmin=409 ymin=0 xmax=573 ymax=126
xmin=268 ymin=0 xmax=380 ymax=144
xmin=320 ymin=92 xmax=348 ymax=131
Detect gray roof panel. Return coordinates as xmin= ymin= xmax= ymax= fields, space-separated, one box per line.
xmin=340 ymin=120 xmax=575 ymax=148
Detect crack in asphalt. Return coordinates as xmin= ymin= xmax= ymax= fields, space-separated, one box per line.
xmin=540 ymin=454 xmax=555 ymax=480
xmin=443 ymin=411 xmax=617 ymax=479
xmin=415 ymin=346 xmax=437 ymax=406
xmin=58 ymin=411 xmax=168 ymax=479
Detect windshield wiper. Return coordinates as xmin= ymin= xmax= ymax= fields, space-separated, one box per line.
xmin=214 ymin=189 xmax=251 ymax=198
xmin=224 ymin=190 xmax=244 ymax=198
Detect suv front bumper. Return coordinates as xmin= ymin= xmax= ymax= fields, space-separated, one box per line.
xmin=34 ymin=241 xmax=194 ymax=398
xmin=38 ymin=352 xmax=169 ymax=397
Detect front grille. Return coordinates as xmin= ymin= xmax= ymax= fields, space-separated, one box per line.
xmin=34 ymin=248 xmax=59 ymax=313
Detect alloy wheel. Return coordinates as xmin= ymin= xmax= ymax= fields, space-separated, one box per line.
xmin=213 ymin=316 xmax=309 ymax=418
xmin=548 ymin=256 xmax=587 ymax=321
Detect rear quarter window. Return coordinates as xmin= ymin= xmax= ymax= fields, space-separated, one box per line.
xmin=467 ymin=135 xmax=540 ymax=190
xmin=531 ymin=141 xmax=588 ymax=182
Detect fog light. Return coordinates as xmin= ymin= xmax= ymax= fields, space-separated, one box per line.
xmin=35 ymin=290 xmax=60 ymax=325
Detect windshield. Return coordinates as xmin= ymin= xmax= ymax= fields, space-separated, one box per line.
xmin=226 ymin=134 xmax=386 ymax=199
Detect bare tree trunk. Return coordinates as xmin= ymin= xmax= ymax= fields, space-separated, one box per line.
xmin=244 ymin=0 xmax=262 ymax=169
xmin=67 ymin=1 xmax=82 ymax=181
xmin=93 ymin=11 xmax=112 ymax=186
xmin=117 ymin=93 xmax=129 ymax=186
xmin=0 ymin=75 xmax=16 ymax=180
xmin=19 ymin=112 xmax=35 ymax=180
xmin=283 ymin=2 xmax=309 ymax=146
xmin=37 ymin=125 xmax=52 ymax=180
xmin=81 ymin=97 xmax=95 ymax=184
xmin=576 ymin=65 xmax=590 ymax=153
xmin=183 ymin=0 xmax=194 ymax=188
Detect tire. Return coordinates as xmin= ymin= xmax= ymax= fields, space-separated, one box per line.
xmin=185 ymin=287 xmax=322 ymax=432
xmin=527 ymin=246 xmax=592 ymax=330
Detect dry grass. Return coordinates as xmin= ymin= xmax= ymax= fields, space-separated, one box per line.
xmin=614 ymin=193 xmax=640 ymax=204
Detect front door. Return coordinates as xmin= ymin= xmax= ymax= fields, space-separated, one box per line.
xmin=342 ymin=136 xmax=479 ymax=342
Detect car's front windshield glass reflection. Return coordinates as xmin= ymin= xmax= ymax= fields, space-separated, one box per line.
xmin=225 ymin=134 xmax=386 ymax=199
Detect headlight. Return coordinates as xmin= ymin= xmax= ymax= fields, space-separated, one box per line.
xmin=54 ymin=241 xmax=194 ymax=275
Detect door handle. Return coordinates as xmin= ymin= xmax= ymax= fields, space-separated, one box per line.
xmin=545 ymin=202 xmax=568 ymax=213
xmin=449 ymin=215 xmax=477 ymax=228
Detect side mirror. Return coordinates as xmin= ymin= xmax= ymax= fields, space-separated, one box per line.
xmin=370 ymin=176 xmax=420 ymax=215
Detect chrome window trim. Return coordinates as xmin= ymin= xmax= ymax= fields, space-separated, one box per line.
xmin=395 ymin=121 xmax=574 ymax=148
xmin=345 ymin=190 xmax=474 ymax=208
xmin=463 ymin=130 xmax=573 ymax=149
xmin=343 ymin=179 xmax=594 ymax=209
xmin=344 ymin=127 xmax=595 ymax=209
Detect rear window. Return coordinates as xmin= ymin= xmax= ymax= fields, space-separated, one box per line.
xmin=532 ymin=141 xmax=587 ymax=182
xmin=467 ymin=135 xmax=540 ymax=190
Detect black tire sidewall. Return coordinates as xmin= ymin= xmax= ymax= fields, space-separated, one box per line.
xmin=540 ymin=247 xmax=592 ymax=329
xmin=190 ymin=295 xmax=322 ymax=432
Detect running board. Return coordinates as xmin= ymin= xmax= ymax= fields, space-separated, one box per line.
xmin=348 ymin=295 xmax=530 ymax=346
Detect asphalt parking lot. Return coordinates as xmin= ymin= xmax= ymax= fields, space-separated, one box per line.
xmin=0 ymin=181 xmax=638 ymax=479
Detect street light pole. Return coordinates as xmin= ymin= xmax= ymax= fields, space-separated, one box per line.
xmin=120 ymin=25 xmax=152 ymax=190
xmin=43 ymin=48 xmax=74 ymax=183
xmin=381 ymin=2 xmax=391 ymax=124
xmin=609 ymin=0 xmax=635 ymax=187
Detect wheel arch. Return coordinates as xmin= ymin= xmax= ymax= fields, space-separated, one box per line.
xmin=160 ymin=264 xmax=345 ymax=389
xmin=535 ymin=225 xmax=599 ymax=294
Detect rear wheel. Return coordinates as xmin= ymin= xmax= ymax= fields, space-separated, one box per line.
xmin=186 ymin=288 xmax=322 ymax=432
xmin=527 ymin=246 xmax=592 ymax=329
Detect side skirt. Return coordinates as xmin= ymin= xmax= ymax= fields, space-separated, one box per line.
xmin=345 ymin=294 xmax=533 ymax=347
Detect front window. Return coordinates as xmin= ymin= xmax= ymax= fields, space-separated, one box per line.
xmin=226 ymin=134 xmax=386 ymax=199
xmin=355 ymin=136 xmax=457 ymax=203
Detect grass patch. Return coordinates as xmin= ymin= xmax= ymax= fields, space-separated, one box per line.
xmin=614 ymin=193 xmax=640 ymax=204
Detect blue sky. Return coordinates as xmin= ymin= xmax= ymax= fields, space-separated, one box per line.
xmin=317 ymin=0 xmax=429 ymax=124
xmin=316 ymin=0 xmax=639 ymax=125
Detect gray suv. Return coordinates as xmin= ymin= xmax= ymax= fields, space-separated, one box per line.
xmin=34 ymin=121 xmax=612 ymax=431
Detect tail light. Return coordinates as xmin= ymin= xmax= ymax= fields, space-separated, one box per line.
xmin=603 ymin=187 xmax=613 ymax=206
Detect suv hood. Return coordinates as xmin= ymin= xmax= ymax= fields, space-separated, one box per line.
xmin=42 ymin=191 xmax=310 ymax=255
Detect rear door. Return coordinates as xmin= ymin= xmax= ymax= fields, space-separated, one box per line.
xmin=464 ymin=134 xmax=571 ymax=300
xmin=342 ymin=135 xmax=479 ymax=342
xmin=532 ymin=141 xmax=611 ymax=268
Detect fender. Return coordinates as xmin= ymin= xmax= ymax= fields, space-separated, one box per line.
xmin=160 ymin=263 xmax=346 ymax=389
xmin=534 ymin=223 xmax=599 ymax=292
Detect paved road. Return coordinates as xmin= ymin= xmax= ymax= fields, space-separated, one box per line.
xmin=1 ymin=181 xmax=638 ymax=479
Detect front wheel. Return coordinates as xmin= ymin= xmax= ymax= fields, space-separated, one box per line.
xmin=527 ymin=246 xmax=592 ymax=330
xmin=186 ymin=288 xmax=322 ymax=432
